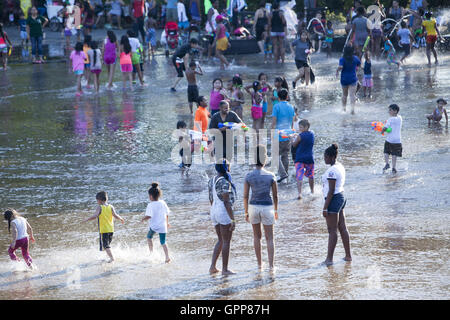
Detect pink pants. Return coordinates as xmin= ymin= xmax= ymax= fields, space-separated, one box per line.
xmin=8 ymin=237 xmax=32 ymax=266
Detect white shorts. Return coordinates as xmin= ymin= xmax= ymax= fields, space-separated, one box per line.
xmin=210 ymin=207 xmax=232 ymax=226
xmin=20 ymin=31 xmax=28 ymax=40
xmin=248 ymin=205 xmax=275 ymax=225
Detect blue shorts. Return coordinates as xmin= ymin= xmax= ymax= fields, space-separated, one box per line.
xmin=262 ymin=101 xmax=268 ymax=113
xmin=74 ymin=70 xmax=84 ymax=75
xmin=325 ymin=192 xmax=346 ymax=214
xmin=147 ymin=228 xmax=166 ymax=245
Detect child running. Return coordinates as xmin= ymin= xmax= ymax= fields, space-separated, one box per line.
xmin=119 ymin=35 xmax=133 ymax=89
xmin=383 ymin=36 xmax=400 ymax=69
xmin=4 ymin=209 xmax=35 ymax=269
xmin=142 ymin=183 xmax=171 ymax=263
xmin=70 ymin=42 xmax=87 ymax=96
xmin=382 ymin=104 xmax=402 ymax=174
xmin=103 ymin=30 xmax=118 ymax=89
xmin=0 ymin=23 xmax=12 ymax=70
xmin=292 ymin=119 xmax=315 ymax=199
xmin=427 ymin=98 xmax=448 ymax=126
xmin=397 ymin=21 xmax=413 ymax=64
xmin=87 ymin=41 xmax=102 ymax=93
xmin=185 ymin=60 xmax=203 ymax=114
xmin=362 ymin=51 xmax=373 ymax=98
xmin=84 ymin=191 xmax=125 ymax=263
xmin=291 ymin=31 xmax=314 ymax=88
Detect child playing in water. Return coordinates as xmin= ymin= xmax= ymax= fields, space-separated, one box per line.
xmin=382 ymin=104 xmax=402 ymax=174
xmin=83 ymin=35 xmax=92 ymax=89
xmin=18 ymin=14 xmax=28 ymax=49
xmin=291 ymin=31 xmax=314 ymax=88
xmin=177 ymin=120 xmax=192 ymax=172
xmin=70 ymin=42 xmax=87 ymax=96
xmin=103 ymin=30 xmax=118 ymax=90
xmin=272 ymin=76 xmax=289 ymax=106
xmin=292 ymin=119 xmax=314 ymax=199
xmin=185 ymin=60 xmax=203 ymax=114
xmin=142 ymin=183 xmax=171 ymax=263
xmin=145 ymin=17 xmax=157 ymax=58
xmin=210 ymin=78 xmax=227 ymax=116
xmin=127 ymin=30 xmax=145 ymax=86
xmin=427 ymin=98 xmax=448 ymax=126
xmin=383 ymin=35 xmax=400 ymax=69
xmin=362 ymin=51 xmax=373 ymax=98
xmin=84 ymin=191 xmax=125 ymax=263
xmin=4 ymin=209 xmax=35 ymax=269
xmin=230 ymin=75 xmax=245 ymax=119
xmin=87 ymin=41 xmax=102 ymax=93
xmin=258 ymin=73 xmax=273 ymax=126
xmin=325 ymin=20 xmax=334 ymax=59
xmin=262 ymin=24 xmax=272 ymax=63
xmin=245 ymin=81 xmax=264 ymax=130
xmin=397 ymin=21 xmax=413 ymax=64
xmin=120 ymin=35 xmax=133 ymax=89
xmin=0 ymin=23 xmax=12 ymax=70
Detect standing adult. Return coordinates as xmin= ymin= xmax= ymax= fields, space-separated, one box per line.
xmin=189 ymin=0 xmax=201 ymax=24
xmin=336 ymin=46 xmax=360 ymax=114
xmin=351 ymin=6 xmax=370 ymax=59
xmin=170 ymin=38 xmax=200 ymax=92
xmin=206 ymin=0 xmax=220 ymax=60
xmin=321 ymin=143 xmax=352 ymax=266
xmin=271 ymin=88 xmax=295 ymax=183
xmin=243 ymin=144 xmax=278 ymax=271
xmin=165 ymin=0 xmax=178 ymax=23
xmin=268 ymin=1 xmax=287 ymax=64
xmin=132 ymin=0 xmax=146 ymax=44
xmin=208 ymin=159 xmax=237 ymax=276
xmin=369 ymin=1 xmax=385 ymax=60
xmin=26 ymin=6 xmax=48 ymax=64
xmin=408 ymin=0 xmax=427 ymax=27
xmin=389 ymin=0 xmax=404 ymax=21
xmin=209 ymin=100 xmax=243 ymax=161
xmin=253 ymin=1 xmax=269 ymax=54
xmin=106 ymin=0 xmax=125 ymax=30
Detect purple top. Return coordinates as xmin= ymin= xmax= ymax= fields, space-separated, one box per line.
xmin=210 ymin=90 xmax=224 ymax=110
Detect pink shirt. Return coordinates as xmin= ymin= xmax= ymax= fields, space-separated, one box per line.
xmin=210 ymin=90 xmax=224 ymax=110
xmin=70 ymin=50 xmax=87 ymax=71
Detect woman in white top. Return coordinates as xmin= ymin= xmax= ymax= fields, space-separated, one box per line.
xmin=321 ymin=144 xmax=352 ymax=266
xmin=4 ymin=209 xmax=35 ymax=268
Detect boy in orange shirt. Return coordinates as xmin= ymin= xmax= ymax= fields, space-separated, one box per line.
xmin=194 ymin=96 xmax=210 ymax=133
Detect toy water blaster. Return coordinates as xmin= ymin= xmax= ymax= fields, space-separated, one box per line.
xmin=362 ymin=36 xmax=371 ymax=53
xmin=218 ymin=122 xmax=249 ymax=131
xmin=278 ymin=129 xmax=296 ymax=139
xmin=371 ymin=121 xmax=392 ymax=135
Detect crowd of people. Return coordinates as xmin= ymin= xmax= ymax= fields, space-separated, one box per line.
xmin=2 ymin=1 xmax=450 ymax=275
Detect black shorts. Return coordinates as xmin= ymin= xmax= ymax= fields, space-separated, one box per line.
xmin=101 ymin=232 xmax=113 ymax=250
xmin=255 ymin=26 xmax=265 ymax=42
xmin=187 ymin=85 xmax=199 ymax=103
xmin=295 ymin=60 xmax=309 ymax=69
xmin=402 ymin=44 xmax=411 ymax=57
xmin=173 ymin=58 xmax=185 ymax=77
xmin=384 ymin=141 xmax=402 ymax=157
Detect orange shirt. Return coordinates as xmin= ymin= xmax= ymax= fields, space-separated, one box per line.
xmin=194 ymin=106 xmax=210 ymax=133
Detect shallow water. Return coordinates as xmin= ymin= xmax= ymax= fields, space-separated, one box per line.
xmin=0 ymin=49 xmax=449 ymax=300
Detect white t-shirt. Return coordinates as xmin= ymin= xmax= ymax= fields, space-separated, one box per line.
xmin=87 ymin=49 xmax=102 ymax=70
xmin=322 ymin=162 xmax=346 ymax=196
xmin=12 ymin=217 xmax=28 ymax=240
xmin=129 ymin=37 xmax=141 ymax=53
xmin=145 ymin=200 xmax=170 ymax=233
xmin=177 ymin=2 xmax=188 ymax=22
xmin=385 ymin=115 xmax=402 ymax=144
xmin=397 ymin=29 xmax=411 ymax=44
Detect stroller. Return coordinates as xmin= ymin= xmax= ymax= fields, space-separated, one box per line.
xmin=164 ymin=21 xmax=179 ymax=57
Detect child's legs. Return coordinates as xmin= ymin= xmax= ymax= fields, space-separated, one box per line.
xmin=95 ymin=73 xmax=100 ymax=91
xmin=109 ymin=64 xmax=116 ymax=85
xmin=392 ymin=155 xmax=397 ymax=169
xmin=8 ymin=243 xmax=19 ymax=261
xmin=210 ymin=224 xmax=223 ymax=271
xmin=76 ymin=74 xmax=82 ymax=92
xmin=308 ymin=178 xmax=314 ymax=193
xmin=263 ymin=224 xmax=274 ymax=268
xmin=337 ymin=209 xmax=351 ymax=259
xmin=136 ymin=64 xmax=144 ymax=83
xmin=325 ymin=212 xmax=339 ymax=263
xmin=251 ymin=223 xmax=262 ymax=267
xmin=105 ymin=248 xmax=114 ymax=261
xmin=384 ymin=152 xmax=390 ymax=164
xmin=19 ymin=239 xmax=32 ymax=266
xmin=348 ymin=84 xmax=357 ymax=110
xmin=279 ymin=37 xmax=285 ymax=62
xmin=342 ymin=86 xmax=349 ymax=107
xmin=304 ymin=67 xmax=310 ymax=85
xmin=294 ymin=67 xmax=304 ymax=82
xmin=147 ymin=238 xmax=153 ymax=252
xmin=295 ymin=163 xmax=305 ymax=196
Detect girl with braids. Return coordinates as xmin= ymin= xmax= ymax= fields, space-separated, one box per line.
xmin=142 ymin=183 xmax=171 ymax=263
xmin=321 ymin=144 xmax=352 ymax=266
xmin=230 ymin=74 xmax=245 ymax=119
xmin=244 ymin=144 xmax=278 ymax=271
xmin=245 ymin=80 xmax=264 ymax=130
xmin=87 ymin=41 xmax=102 ymax=93
xmin=271 ymin=76 xmax=289 ymax=107
xmin=4 ymin=209 xmax=35 ymax=269
xmin=208 ymin=159 xmax=237 ymax=275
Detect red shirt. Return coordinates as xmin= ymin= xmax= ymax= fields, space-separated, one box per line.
xmin=133 ymin=0 xmax=145 ymax=18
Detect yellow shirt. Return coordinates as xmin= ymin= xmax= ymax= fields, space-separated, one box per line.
xmin=422 ymin=19 xmax=437 ymax=36
xmin=98 ymin=204 xmax=114 ymax=234
xmin=83 ymin=44 xmax=90 ymax=64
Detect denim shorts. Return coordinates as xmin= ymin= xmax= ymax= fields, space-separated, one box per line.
xmin=325 ymin=192 xmax=346 ymax=214
xmin=147 ymin=228 xmax=166 ymax=245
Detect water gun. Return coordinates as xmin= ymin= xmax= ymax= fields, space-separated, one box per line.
xmin=279 ymin=129 xmax=296 ymax=139
xmin=362 ymin=36 xmax=371 ymax=53
xmin=218 ymin=122 xmax=249 ymax=131
xmin=8 ymin=46 xmax=12 ymax=56
xmin=371 ymin=121 xmax=392 ymax=135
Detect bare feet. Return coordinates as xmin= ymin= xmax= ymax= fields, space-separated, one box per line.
xmin=209 ymin=267 xmax=220 ymax=274
xmin=165 ymin=258 xmax=171 ymax=264
xmin=297 ymin=195 xmax=302 ymax=200
xmin=343 ymin=256 xmax=352 ymax=262
xmin=222 ymin=269 xmax=236 ymax=276
xmin=322 ymin=259 xmax=333 ymax=266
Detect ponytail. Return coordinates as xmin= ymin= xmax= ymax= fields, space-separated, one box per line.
xmin=4 ymin=209 xmax=18 ymax=233
xmin=215 ymin=159 xmax=236 ymax=194
xmin=325 ymin=143 xmax=339 ymax=159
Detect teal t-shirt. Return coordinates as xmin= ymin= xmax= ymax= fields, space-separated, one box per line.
xmin=272 ymin=101 xmax=295 ymax=142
